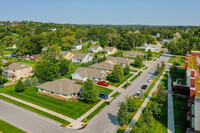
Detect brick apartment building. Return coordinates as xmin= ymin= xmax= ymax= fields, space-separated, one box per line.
xmin=185 ymin=51 xmax=200 ymax=132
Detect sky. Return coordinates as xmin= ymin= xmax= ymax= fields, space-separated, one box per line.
xmin=0 ymin=0 xmax=200 ymax=26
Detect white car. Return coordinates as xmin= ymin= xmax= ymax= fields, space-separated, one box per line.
xmin=147 ymin=78 xmax=152 ymax=83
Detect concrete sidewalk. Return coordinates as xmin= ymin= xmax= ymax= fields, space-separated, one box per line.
xmin=124 ymin=69 xmax=167 ymax=133
xmin=168 ymin=74 xmax=175 ymax=133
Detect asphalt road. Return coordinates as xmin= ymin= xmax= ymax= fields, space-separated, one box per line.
xmin=0 ymin=99 xmax=79 ymax=133
xmin=81 ymin=53 xmax=171 ymax=133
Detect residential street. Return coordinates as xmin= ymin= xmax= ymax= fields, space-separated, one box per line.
xmin=0 ymin=99 xmax=79 ymax=133
xmin=82 ymin=53 xmax=171 ymax=133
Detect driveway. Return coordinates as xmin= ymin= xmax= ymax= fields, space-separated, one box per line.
xmin=0 ymin=99 xmax=80 ymax=133
xmin=82 ymin=53 xmax=171 ymax=133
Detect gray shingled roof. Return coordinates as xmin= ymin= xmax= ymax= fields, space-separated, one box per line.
xmin=106 ymin=57 xmax=130 ymax=65
xmin=74 ymin=67 xmax=104 ymax=78
xmin=90 ymin=62 xmax=114 ymax=71
xmin=123 ymin=51 xmax=144 ymax=56
xmin=37 ymin=78 xmax=81 ymax=95
xmin=88 ymin=45 xmax=100 ymax=51
xmin=103 ymin=47 xmax=115 ymax=52
xmin=6 ymin=63 xmax=31 ymax=71
xmin=60 ymin=51 xmax=70 ymax=57
xmin=73 ymin=53 xmax=88 ymax=60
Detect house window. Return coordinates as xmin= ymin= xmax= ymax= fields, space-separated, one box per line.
xmin=192 ymin=105 xmax=195 ymax=115
xmin=192 ymin=118 xmax=195 ymax=129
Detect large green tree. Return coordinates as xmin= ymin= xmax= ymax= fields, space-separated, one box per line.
xmin=111 ymin=64 xmax=124 ymax=82
xmin=134 ymin=55 xmax=143 ymax=67
xmin=82 ymin=79 xmax=97 ymax=104
xmin=34 ymin=59 xmax=60 ymax=82
xmin=117 ymin=102 xmax=129 ymax=126
xmin=61 ymin=36 xmax=76 ymax=50
xmin=59 ymin=58 xmax=69 ymax=76
xmin=125 ymin=96 xmax=140 ymax=112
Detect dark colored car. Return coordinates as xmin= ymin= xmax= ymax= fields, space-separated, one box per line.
xmin=98 ymin=81 xmax=109 ymax=86
xmin=141 ymin=85 xmax=148 ymax=89
xmin=99 ymin=93 xmax=108 ymax=99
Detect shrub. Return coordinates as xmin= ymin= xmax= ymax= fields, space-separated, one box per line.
xmin=32 ymin=77 xmax=39 ymax=85
xmin=24 ymin=78 xmax=31 ymax=87
xmin=15 ymin=80 xmax=25 ymax=92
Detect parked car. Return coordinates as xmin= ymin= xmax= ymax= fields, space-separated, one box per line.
xmin=98 ymin=81 xmax=109 ymax=86
xmin=134 ymin=91 xmax=141 ymax=99
xmin=154 ymin=71 xmax=158 ymax=75
xmin=141 ymin=85 xmax=148 ymax=89
xmin=151 ymin=75 xmax=156 ymax=79
xmin=147 ymin=78 xmax=152 ymax=83
xmin=99 ymin=93 xmax=108 ymax=99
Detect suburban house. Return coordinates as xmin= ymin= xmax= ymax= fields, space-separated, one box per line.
xmin=143 ymin=43 xmax=162 ymax=52
xmin=185 ymin=51 xmax=200 ymax=132
xmin=106 ymin=57 xmax=131 ymax=67
xmin=20 ymin=54 xmax=41 ymax=60
xmin=174 ymin=32 xmax=181 ymax=38
xmin=37 ymin=78 xmax=82 ymax=100
xmin=71 ymin=53 xmax=93 ymax=64
xmin=88 ymin=45 xmax=103 ymax=53
xmin=71 ymin=43 xmax=82 ymax=51
xmin=90 ymin=62 xmax=114 ymax=74
xmin=102 ymin=47 xmax=118 ymax=55
xmin=3 ymin=63 xmax=34 ymax=81
xmin=60 ymin=51 xmax=74 ymax=60
xmin=85 ymin=40 xmax=96 ymax=45
xmin=163 ymin=40 xmax=169 ymax=44
xmin=72 ymin=67 xmax=106 ymax=82
xmin=135 ymin=30 xmax=140 ymax=33
xmin=156 ymin=33 xmax=160 ymax=37
xmin=123 ymin=51 xmax=144 ymax=58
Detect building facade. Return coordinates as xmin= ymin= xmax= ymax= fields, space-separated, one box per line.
xmin=185 ymin=51 xmax=200 ymax=132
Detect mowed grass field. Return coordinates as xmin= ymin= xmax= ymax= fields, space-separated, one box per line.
xmin=168 ymin=55 xmax=185 ymax=66
xmin=0 ymin=119 xmax=26 ymax=133
xmin=2 ymin=85 xmax=100 ymax=120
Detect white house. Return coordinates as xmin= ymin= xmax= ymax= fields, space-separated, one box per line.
xmin=72 ymin=67 xmax=106 ymax=82
xmin=88 ymin=45 xmax=103 ymax=53
xmin=71 ymin=53 xmax=93 ymax=64
xmin=71 ymin=43 xmax=82 ymax=51
xmin=143 ymin=44 xmax=161 ymax=52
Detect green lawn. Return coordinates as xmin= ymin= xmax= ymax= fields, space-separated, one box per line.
xmin=3 ymin=86 xmax=100 ymax=120
xmin=167 ymin=55 xmax=185 ymax=66
xmin=76 ymin=82 xmax=113 ymax=95
xmin=81 ymin=102 xmax=107 ymax=123
xmin=0 ymin=95 xmax=70 ymax=126
xmin=111 ymin=91 xmax=120 ymax=97
xmin=0 ymin=119 xmax=26 ymax=133
xmin=130 ymin=69 xmax=138 ymax=72
xmin=130 ymin=62 xmax=145 ymax=69
xmin=130 ymin=75 xmax=139 ymax=82
xmin=109 ymin=73 xmax=133 ymax=87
